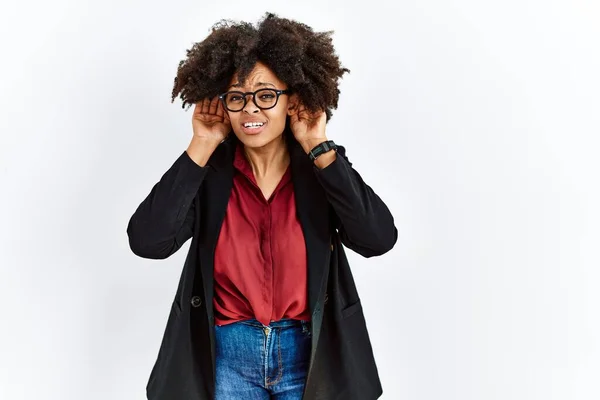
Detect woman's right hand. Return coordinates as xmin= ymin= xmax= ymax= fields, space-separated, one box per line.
xmin=191 ymin=96 xmax=231 ymax=143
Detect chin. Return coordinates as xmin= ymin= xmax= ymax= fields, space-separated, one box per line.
xmin=234 ymin=130 xmax=284 ymax=149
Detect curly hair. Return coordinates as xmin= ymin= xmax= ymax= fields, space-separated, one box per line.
xmin=170 ymin=12 xmax=350 ymax=122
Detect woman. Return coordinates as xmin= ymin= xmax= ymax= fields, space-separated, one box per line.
xmin=127 ymin=12 xmax=397 ymax=400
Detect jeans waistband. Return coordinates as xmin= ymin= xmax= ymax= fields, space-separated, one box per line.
xmin=238 ymin=318 xmax=310 ymax=329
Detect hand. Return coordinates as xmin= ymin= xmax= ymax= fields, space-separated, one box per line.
xmin=289 ymin=103 xmax=328 ymax=150
xmin=289 ymin=103 xmax=336 ymax=168
xmin=192 ymin=96 xmax=231 ymax=144
xmin=186 ymin=97 xmax=231 ymax=167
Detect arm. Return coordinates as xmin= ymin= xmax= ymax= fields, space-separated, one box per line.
xmin=312 ymin=145 xmax=398 ymax=258
xmin=290 ymin=104 xmax=396 ymax=257
xmin=126 ymin=139 xmax=216 ymax=259
xmin=128 ymin=96 xmax=231 ymax=259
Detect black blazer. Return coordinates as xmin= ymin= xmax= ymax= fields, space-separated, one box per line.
xmin=127 ymin=130 xmax=397 ymax=399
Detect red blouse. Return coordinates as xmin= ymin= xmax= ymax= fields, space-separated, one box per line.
xmin=213 ymin=144 xmax=310 ymax=327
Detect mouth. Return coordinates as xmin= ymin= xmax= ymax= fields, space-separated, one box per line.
xmin=241 ymin=121 xmax=267 ymax=135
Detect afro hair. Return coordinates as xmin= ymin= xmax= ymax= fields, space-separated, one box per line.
xmin=170 ymin=12 xmax=350 ymax=122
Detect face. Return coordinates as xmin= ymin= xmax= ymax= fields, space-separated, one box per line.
xmin=224 ymin=61 xmax=297 ymax=149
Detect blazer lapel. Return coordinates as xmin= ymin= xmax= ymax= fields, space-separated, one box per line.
xmin=197 ymin=138 xmax=236 ymax=318
xmin=193 ymin=137 xmax=236 ymax=383
xmin=287 ymin=133 xmax=332 ymax=376
xmin=288 ymin=137 xmax=332 ymax=317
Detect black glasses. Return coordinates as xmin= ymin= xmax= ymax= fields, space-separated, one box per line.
xmin=218 ymin=88 xmax=290 ymax=112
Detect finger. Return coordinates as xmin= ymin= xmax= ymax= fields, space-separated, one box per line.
xmin=193 ymin=102 xmax=202 ymax=116
xmin=290 ymin=112 xmax=298 ymax=125
xmin=208 ymin=96 xmax=219 ymax=115
xmin=216 ymin=98 xmax=225 ymax=118
xmin=201 ymin=98 xmax=211 ymax=114
xmin=298 ymin=109 xmax=309 ymax=122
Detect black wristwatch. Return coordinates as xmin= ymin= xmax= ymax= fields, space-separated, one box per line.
xmin=308 ymin=140 xmax=337 ymax=161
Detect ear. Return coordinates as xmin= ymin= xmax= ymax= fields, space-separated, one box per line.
xmin=287 ymin=93 xmax=300 ymax=116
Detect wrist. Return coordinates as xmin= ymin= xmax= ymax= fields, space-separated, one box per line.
xmin=299 ymin=137 xmax=328 ymax=154
xmin=186 ymin=137 xmax=220 ymax=167
xmin=301 ymin=138 xmax=337 ymax=169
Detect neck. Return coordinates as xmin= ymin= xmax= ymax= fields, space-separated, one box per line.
xmin=243 ymin=135 xmax=290 ymax=178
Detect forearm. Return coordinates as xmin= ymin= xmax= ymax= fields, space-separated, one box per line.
xmin=127 ymin=146 xmax=211 ymax=259
xmin=313 ymin=147 xmax=397 ymax=256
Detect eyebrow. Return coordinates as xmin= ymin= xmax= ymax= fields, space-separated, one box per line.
xmin=229 ymin=81 xmax=276 ymax=89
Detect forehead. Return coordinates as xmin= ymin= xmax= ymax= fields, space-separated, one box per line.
xmin=228 ymin=62 xmax=284 ymax=88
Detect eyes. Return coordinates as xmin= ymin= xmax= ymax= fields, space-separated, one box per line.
xmin=229 ymin=92 xmax=275 ymax=103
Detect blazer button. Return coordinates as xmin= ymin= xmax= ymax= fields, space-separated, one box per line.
xmin=190 ymin=296 xmax=202 ymax=308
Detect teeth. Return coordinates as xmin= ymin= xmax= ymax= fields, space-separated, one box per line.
xmin=244 ymin=122 xmax=264 ymax=127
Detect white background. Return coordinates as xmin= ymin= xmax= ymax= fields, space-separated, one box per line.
xmin=1 ymin=1 xmax=599 ymax=399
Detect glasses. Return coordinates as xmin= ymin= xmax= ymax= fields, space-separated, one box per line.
xmin=218 ymin=88 xmax=290 ymax=112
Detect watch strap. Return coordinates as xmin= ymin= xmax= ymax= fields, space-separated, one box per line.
xmin=308 ymin=140 xmax=337 ymax=161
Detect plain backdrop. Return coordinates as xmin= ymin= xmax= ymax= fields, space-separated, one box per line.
xmin=1 ymin=1 xmax=599 ymax=399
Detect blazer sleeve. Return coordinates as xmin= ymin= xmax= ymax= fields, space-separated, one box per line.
xmin=313 ymin=145 xmax=398 ymax=258
xmin=126 ymin=150 xmax=209 ymax=259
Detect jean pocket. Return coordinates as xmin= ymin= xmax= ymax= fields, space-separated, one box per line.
xmin=300 ymin=320 xmax=312 ymax=338
xmin=171 ymin=299 xmax=182 ymax=316
xmin=341 ymin=299 xmax=362 ymax=319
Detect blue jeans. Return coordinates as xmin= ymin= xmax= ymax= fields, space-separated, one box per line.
xmin=214 ymin=318 xmax=312 ymax=399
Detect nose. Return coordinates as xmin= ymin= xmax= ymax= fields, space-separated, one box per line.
xmin=242 ymin=94 xmax=260 ymax=114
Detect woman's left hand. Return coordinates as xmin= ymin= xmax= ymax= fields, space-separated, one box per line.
xmin=290 ymin=103 xmax=336 ymax=168
xmin=290 ymin=103 xmax=328 ymax=152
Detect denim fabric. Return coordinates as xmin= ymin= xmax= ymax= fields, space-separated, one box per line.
xmin=214 ymin=318 xmax=312 ymax=399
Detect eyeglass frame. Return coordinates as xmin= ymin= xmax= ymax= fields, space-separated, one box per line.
xmin=218 ymin=88 xmax=291 ymax=112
